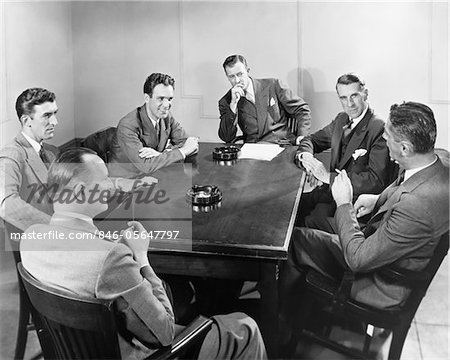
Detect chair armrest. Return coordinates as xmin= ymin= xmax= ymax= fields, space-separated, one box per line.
xmin=377 ymin=266 xmax=430 ymax=288
xmin=145 ymin=315 xmax=213 ymax=360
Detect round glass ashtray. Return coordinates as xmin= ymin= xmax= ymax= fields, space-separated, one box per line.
xmin=186 ymin=185 xmax=223 ymax=207
xmin=212 ymin=146 xmax=240 ymax=161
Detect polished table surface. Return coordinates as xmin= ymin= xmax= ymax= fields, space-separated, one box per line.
xmin=98 ymin=142 xmax=305 ymax=357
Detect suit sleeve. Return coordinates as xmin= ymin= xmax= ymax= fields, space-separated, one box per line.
xmin=116 ymin=120 xmax=185 ymax=175
xmin=96 ymin=244 xmax=175 ymax=347
xmin=274 ymin=79 xmax=311 ymax=137
xmin=0 ymin=152 xmax=51 ymax=231
xmin=346 ymin=127 xmax=392 ymax=195
xmin=296 ymin=119 xmax=336 ymax=156
xmin=218 ymin=95 xmax=238 ymax=143
xmin=167 ymin=116 xmax=189 ymax=147
xmin=334 ymin=196 xmax=434 ymax=273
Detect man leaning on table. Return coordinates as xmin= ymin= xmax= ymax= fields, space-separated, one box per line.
xmin=280 ymin=102 xmax=449 ymax=337
xmin=295 ymin=73 xmax=396 ymax=226
xmin=218 ymin=54 xmax=312 ymax=144
xmin=109 ymin=73 xmax=199 ymax=177
xmin=0 ymin=88 xmax=155 ymax=240
xmin=21 ymin=147 xmax=267 ymax=360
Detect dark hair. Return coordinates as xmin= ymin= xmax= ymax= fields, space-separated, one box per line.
xmin=222 ymin=55 xmax=248 ymax=71
xmin=336 ymin=73 xmax=366 ymax=91
xmin=143 ymin=73 xmax=175 ymax=96
xmin=48 ymin=147 xmax=98 ymax=193
xmin=389 ymin=102 xmax=436 ymax=154
xmin=15 ymin=88 xmax=56 ymax=120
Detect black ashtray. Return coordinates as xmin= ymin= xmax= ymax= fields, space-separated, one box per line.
xmin=186 ymin=185 xmax=222 ymax=206
xmin=212 ymin=146 xmax=240 ymax=161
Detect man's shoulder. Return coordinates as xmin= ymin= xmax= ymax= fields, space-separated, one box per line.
xmin=118 ymin=107 xmax=141 ymax=128
xmin=0 ymin=135 xmax=26 ymax=162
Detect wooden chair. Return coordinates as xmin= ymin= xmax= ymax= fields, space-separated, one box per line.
xmin=18 ymin=262 xmax=213 ymax=360
xmin=291 ymin=231 xmax=449 ymax=360
xmin=2 ymin=222 xmax=43 ymax=360
xmin=81 ymin=127 xmax=117 ymax=163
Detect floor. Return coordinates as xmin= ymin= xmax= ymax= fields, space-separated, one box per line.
xmin=1 ymin=230 xmax=448 ymax=360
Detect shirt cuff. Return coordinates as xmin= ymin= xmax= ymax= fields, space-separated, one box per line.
xmin=177 ymin=148 xmax=187 ymax=159
xmin=295 ymin=136 xmax=305 ymax=145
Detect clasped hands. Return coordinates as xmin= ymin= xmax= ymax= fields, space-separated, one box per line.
xmin=139 ymin=136 xmax=199 ymax=159
xmin=297 ymin=153 xmax=329 ymax=191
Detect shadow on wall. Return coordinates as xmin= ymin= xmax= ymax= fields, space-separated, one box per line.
xmin=288 ymin=68 xmax=341 ymax=132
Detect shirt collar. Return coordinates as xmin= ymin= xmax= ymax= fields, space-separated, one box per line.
xmin=145 ymin=106 xmax=160 ymax=127
xmin=54 ymin=211 xmax=94 ymax=226
xmin=404 ymin=155 xmax=438 ymax=182
xmin=350 ymin=104 xmax=369 ymax=129
xmin=22 ymin=131 xmax=42 ymax=153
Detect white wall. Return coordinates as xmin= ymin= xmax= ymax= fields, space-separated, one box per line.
xmin=2 ymin=1 xmax=448 ymax=149
xmin=1 ymin=1 xmax=75 ymax=148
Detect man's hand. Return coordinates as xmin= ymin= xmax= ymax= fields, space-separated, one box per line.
xmin=230 ymin=84 xmax=245 ymax=113
xmin=115 ymin=176 xmax=158 ymax=193
xmin=331 ymin=169 xmax=353 ymax=207
xmin=301 ymin=156 xmax=330 ymax=184
xmin=120 ymin=221 xmax=150 ymax=267
xmin=303 ymin=172 xmax=323 ymax=193
xmin=139 ymin=147 xmax=161 ymax=159
xmin=354 ymin=194 xmax=380 ymax=218
xmin=180 ymin=137 xmax=199 ymax=157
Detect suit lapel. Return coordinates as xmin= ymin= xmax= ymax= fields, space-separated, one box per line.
xmin=373 ymin=158 xmax=443 ymax=217
xmin=330 ymin=113 xmax=348 ymax=170
xmin=16 ymin=133 xmax=49 ymax=186
xmin=253 ymin=79 xmax=269 ymax=138
xmin=337 ymin=108 xmax=373 ymax=169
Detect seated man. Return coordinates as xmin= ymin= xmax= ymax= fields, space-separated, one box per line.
xmin=109 ymin=73 xmax=199 ymax=177
xmin=218 ymin=54 xmax=311 ymax=144
xmin=295 ymin=73 xmax=396 ymax=225
xmin=0 ymin=88 xmax=156 ymax=235
xmin=281 ymin=102 xmax=448 ymax=323
xmin=21 ymin=148 xmax=267 ymax=360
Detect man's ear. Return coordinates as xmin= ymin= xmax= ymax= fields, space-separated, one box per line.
xmin=400 ymin=141 xmax=414 ymax=156
xmin=73 ymin=183 xmax=86 ymax=202
xmin=363 ymin=88 xmax=368 ymax=100
xmin=144 ymin=93 xmax=150 ymax=103
xmin=21 ymin=115 xmax=31 ymax=127
xmin=247 ymin=67 xmax=251 ymax=74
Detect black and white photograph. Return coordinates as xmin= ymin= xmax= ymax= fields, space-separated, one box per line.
xmin=1 ymin=1 xmax=448 ymax=359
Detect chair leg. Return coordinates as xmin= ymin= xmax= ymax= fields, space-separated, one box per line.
xmin=14 ymin=289 xmax=30 ymax=360
xmin=388 ymin=325 xmax=410 ymax=360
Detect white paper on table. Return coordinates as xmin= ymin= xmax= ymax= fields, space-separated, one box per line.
xmin=238 ymin=143 xmax=285 ymax=161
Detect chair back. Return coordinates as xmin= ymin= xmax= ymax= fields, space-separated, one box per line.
xmin=17 ymin=263 xmax=122 ymax=359
xmin=81 ymin=127 xmax=117 ymax=163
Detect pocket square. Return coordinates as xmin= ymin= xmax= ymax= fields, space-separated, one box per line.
xmin=352 ymin=148 xmax=367 ymax=160
xmin=269 ymin=97 xmax=276 ymax=107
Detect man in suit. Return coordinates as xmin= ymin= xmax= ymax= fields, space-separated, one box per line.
xmin=109 ymin=73 xmax=199 ymax=177
xmin=0 ymin=88 xmax=59 ymax=233
xmin=280 ymin=102 xmax=449 ymax=324
xmin=295 ymin=73 xmax=395 ymax=225
xmin=0 ymin=88 xmax=156 ymax=237
xmin=218 ymin=54 xmax=311 ymax=144
xmin=21 ymin=147 xmax=267 ymax=360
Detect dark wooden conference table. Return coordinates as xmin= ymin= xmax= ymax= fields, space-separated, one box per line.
xmin=99 ymin=142 xmax=305 ymax=357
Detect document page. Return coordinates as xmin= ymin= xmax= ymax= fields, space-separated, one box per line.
xmin=238 ymin=143 xmax=285 ymax=161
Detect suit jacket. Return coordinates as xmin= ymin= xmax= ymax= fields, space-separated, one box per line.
xmin=20 ymin=213 xmax=175 ymax=360
xmin=218 ymin=78 xmax=311 ymax=143
xmin=109 ymin=105 xmax=188 ymax=177
xmin=334 ymin=158 xmax=449 ymax=308
xmin=297 ymin=108 xmax=395 ymax=197
xmin=0 ymin=132 xmax=58 ymax=231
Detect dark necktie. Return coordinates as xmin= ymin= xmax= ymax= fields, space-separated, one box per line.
xmin=395 ymin=170 xmax=405 ymax=186
xmin=39 ymin=147 xmax=50 ymax=169
xmin=343 ymin=119 xmax=354 ymax=139
xmin=155 ymin=120 xmax=161 ymax=140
